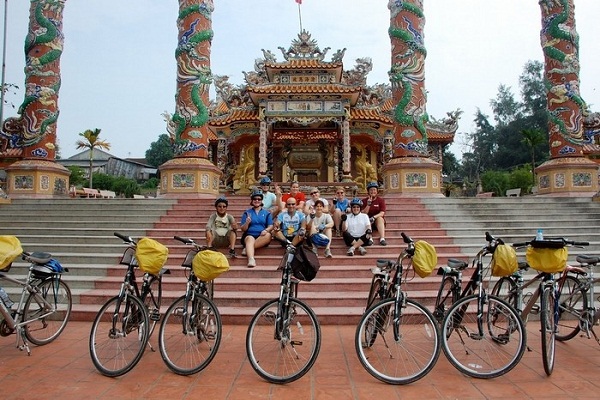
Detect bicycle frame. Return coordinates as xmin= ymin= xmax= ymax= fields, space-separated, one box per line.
xmin=0 ymin=263 xmax=66 ymax=353
xmin=275 ymin=245 xmax=299 ymax=340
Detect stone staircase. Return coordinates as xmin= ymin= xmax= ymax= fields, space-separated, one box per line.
xmin=1 ymin=195 xmax=599 ymax=325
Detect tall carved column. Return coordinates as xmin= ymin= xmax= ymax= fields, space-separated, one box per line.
xmin=535 ymin=0 xmax=597 ymax=196
xmin=381 ymin=0 xmax=441 ymax=196
xmin=341 ymin=119 xmax=352 ymax=181
xmin=159 ymin=0 xmax=220 ymax=197
xmin=4 ymin=0 xmax=69 ymax=198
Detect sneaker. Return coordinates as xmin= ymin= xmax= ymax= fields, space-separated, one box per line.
xmin=379 ymin=239 xmax=387 ymax=246
xmin=367 ymin=238 xmax=374 ymax=246
xmin=346 ymin=247 xmax=355 ymax=256
xmin=311 ymin=245 xmax=318 ymax=255
xmin=324 ymin=248 xmax=332 ymax=258
xmin=242 ymin=248 xmax=247 ymax=257
xmin=247 ymin=257 xmax=256 ymax=268
xmin=358 ymin=246 xmax=367 ymax=256
xmin=228 ymin=248 xmax=237 ymax=258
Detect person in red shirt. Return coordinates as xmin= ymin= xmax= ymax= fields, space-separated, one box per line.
xmin=280 ymin=181 xmax=306 ymax=213
xmin=362 ymin=182 xmax=387 ymax=246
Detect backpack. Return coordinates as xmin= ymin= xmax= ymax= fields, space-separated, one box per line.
xmin=135 ymin=237 xmax=169 ymax=275
xmin=291 ymin=245 xmax=321 ymax=282
xmin=412 ymin=240 xmax=437 ymax=278
xmin=491 ymin=244 xmax=518 ymax=277
xmin=193 ymin=249 xmax=230 ymax=281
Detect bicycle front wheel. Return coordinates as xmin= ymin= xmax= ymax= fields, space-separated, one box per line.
xmin=89 ymin=295 xmax=150 ymax=377
xmin=540 ymin=285 xmax=557 ymax=376
xmin=355 ymin=298 xmax=440 ymax=385
xmin=159 ymin=294 xmax=222 ymax=375
xmin=23 ymin=278 xmax=72 ymax=346
xmin=441 ymin=294 xmax=526 ymax=379
xmin=246 ymin=298 xmax=321 ymax=384
xmin=556 ymin=275 xmax=586 ymax=341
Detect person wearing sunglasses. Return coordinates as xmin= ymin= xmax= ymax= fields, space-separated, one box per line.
xmin=240 ymin=190 xmax=273 ymax=268
xmin=331 ymin=188 xmax=350 ymax=237
xmin=303 ymin=187 xmax=330 ymax=216
xmin=280 ymin=181 xmax=306 ymax=213
xmin=341 ymin=198 xmax=372 ymax=256
xmin=362 ymin=182 xmax=387 ymax=246
xmin=307 ymin=199 xmax=334 ymax=258
xmin=272 ymin=198 xmax=306 ymax=248
xmin=205 ymin=196 xmax=239 ymax=258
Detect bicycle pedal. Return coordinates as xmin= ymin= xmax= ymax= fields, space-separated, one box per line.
xmin=263 ymin=311 xmax=276 ymax=323
xmin=530 ymin=304 xmax=540 ymax=315
xmin=149 ymin=310 xmax=160 ymax=321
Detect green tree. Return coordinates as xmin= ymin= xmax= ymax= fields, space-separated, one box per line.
xmin=520 ymin=128 xmax=546 ymax=185
xmin=75 ymin=129 xmax=111 ymax=189
xmin=480 ymin=170 xmax=509 ymax=197
xmin=67 ymin=166 xmax=86 ymax=187
xmin=145 ymin=134 xmax=174 ymax=168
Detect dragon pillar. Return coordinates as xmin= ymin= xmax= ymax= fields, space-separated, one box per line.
xmin=159 ymin=0 xmax=220 ymax=197
xmin=536 ymin=0 xmax=597 ymax=196
xmin=2 ymin=0 xmax=69 ymax=199
xmin=381 ymin=0 xmax=442 ymax=196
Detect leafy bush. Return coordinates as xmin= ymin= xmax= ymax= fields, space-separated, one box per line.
xmin=509 ymin=165 xmax=533 ymax=194
xmin=67 ymin=166 xmax=86 ymax=187
xmin=480 ymin=170 xmax=510 ymax=196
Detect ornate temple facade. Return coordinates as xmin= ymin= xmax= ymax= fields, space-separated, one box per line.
xmin=207 ymin=31 xmax=459 ymax=193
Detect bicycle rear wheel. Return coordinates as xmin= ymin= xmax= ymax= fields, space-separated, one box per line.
xmin=441 ymin=294 xmax=526 ymax=379
xmin=159 ymin=294 xmax=222 ymax=375
xmin=246 ymin=298 xmax=321 ymax=384
xmin=556 ymin=275 xmax=586 ymax=341
xmin=540 ymin=285 xmax=557 ymax=376
xmin=23 ymin=278 xmax=72 ymax=346
xmin=355 ymin=298 xmax=440 ymax=385
xmin=490 ymin=277 xmax=517 ymax=308
xmin=89 ymin=295 xmax=150 ymax=377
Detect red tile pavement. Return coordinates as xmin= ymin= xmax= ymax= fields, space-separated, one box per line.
xmin=1 ymin=322 xmax=600 ymax=399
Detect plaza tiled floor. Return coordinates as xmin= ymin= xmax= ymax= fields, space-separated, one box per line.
xmin=1 ymin=322 xmax=600 ymax=399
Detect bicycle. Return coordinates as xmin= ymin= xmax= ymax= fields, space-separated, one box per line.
xmin=440 ymin=232 xmax=526 ymax=379
xmin=556 ymin=254 xmax=600 ymax=345
xmin=0 ymin=245 xmax=72 ymax=355
xmin=246 ymin=243 xmax=321 ymax=384
xmin=158 ymin=236 xmax=222 ymax=375
xmin=506 ymin=237 xmax=588 ymax=375
xmin=432 ymin=258 xmax=470 ymax=324
xmin=89 ymin=232 xmax=170 ymax=377
xmin=355 ymin=232 xmax=440 ymax=385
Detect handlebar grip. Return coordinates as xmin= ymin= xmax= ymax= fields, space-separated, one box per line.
xmin=174 ymin=235 xmax=188 ymax=243
xmin=572 ymin=241 xmax=590 ymax=247
xmin=401 ymin=232 xmax=412 ymax=244
xmin=114 ymin=232 xmax=132 ymax=243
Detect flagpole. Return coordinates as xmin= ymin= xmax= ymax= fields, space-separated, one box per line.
xmin=297 ymin=3 xmax=303 ymax=33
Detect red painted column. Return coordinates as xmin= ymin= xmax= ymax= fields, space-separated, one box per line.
xmin=540 ymin=0 xmax=588 ymax=158
xmin=170 ymin=0 xmax=214 ymax=159
xmin=388 ymin=0 xmax=428 ymax=158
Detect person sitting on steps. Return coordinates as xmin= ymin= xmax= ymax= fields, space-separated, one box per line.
xmin=362 ymin=181 xmax=387 ymax=246
xmin=205 ymin=197 xmax=239 ymax=258
xmin=307 ymin=199 xmax=334 ymax=258
xmin=240 ymin=190 xmax=273 ymax=268
xmin=341 ymin=198 xmax=372 ymax=256
xmin=331 ymin=188 xmax=350 ymax=237
xmin=272 ymin=197 xmax=307 ymax=248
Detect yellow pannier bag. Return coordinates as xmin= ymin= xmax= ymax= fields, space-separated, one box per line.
xmin=412 ymin=240 xmax=437 ymax=278
xmin=526 ymin=246 xmax=568 ymax=273
xmin=135 ymin=237 xmax=168 ymax=275
xmin=193 ymin=249 xmax=230 ymax=281
xmin=0 ymin=235 xmax=23 ymax=271
xmin=491 ymin=244 xmax=518 ymax=277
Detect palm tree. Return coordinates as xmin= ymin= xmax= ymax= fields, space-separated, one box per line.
xmin=75 ymin=129 xmax=111 ymax=189
xmin=520 ymin=128 xmax=545 ymax=187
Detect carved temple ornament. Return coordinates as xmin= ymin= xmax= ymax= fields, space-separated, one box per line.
xmin=264 ymin=100 xmax=345 ymax=116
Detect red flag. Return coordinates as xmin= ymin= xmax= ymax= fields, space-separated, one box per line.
xmin=295 ymin=0 xmax=302 ymax=4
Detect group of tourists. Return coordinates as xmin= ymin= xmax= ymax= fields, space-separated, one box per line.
xmin=205 ymin=178 xmax=386 ymax=268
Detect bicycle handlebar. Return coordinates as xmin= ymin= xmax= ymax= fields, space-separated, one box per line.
xmin=174 ymin=236 xmax=194 ymax=245
xmin=512 ymin=237 xmax=589 ymax=249
xmin=114 ymin=232 xmax=134 ymax=244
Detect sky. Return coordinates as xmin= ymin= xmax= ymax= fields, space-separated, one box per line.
xmin=1 ymin=0 xmax=599 ymax=160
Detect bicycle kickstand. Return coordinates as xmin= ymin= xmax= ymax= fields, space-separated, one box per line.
xmin=16 ymin=329 xmax=32 ymax=356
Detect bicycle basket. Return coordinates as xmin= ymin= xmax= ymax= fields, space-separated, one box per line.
xmin=32 ymin=258 xmax=65 ymax=278
xmin=491 ymin=244 xmax=518 ymax=277
xmin=135 ymin=237 xmax=168 ymax=275
xmin=291 ymin=245 xmax=320 ymax=282
xmin=412 ymin=240 xmax=437 ymax=278
xmin=526 ymin=246 xmax=568 ymax=273
xmin=0 ymin=235 xmax=22 ymax=272
xmin=192 ymin=249 xmax=230 ymax=281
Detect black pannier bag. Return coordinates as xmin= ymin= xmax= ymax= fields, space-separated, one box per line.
xmin=291 ymin=245 xmax=320 ymax=282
